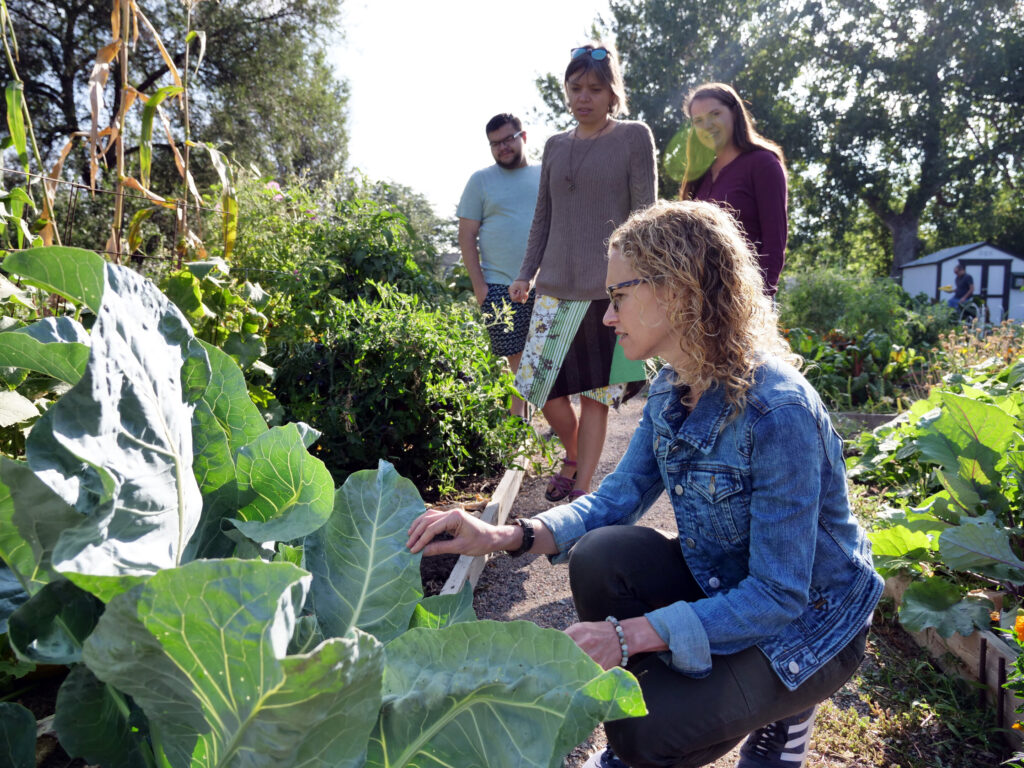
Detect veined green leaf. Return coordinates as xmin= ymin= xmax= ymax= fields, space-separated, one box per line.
xmin=368 ymin=621 xmax=645 ymax=768
xmin=868 ymin=524 xmax=934 ymax=560
xmin=0 ymin=458 xmax=82 ymax=597
xmin=0 ymin=316 xmax=90 ymax=385
xmin=139 ymin=86 xmax=183 ymax=189
xmin=82 ymin=559 xmax=383 ymax=768
xmin=54 ymin=664 xmax=153 ymax=768
xmin=2 ymin=246 xmax=106 ymax=313
xmin=939 ymin=515 xmax=1024 ymax=582
xmin=24 ymin=265 xmax=209 ymax=577
xmin=306 ymin=461 xmax=425 ymax=643
xmin=0 ymin=702 xmax=36 ymax=768
xmin=408 ymin=583 xmax=477 ymax=630
xmin=230 ymin=422 xmax=334 ymax=543
xmin=197 ymin=341 xmax=265 ymax=453
xmin=899 ymin=577 xmax=994 ymax=637
xmin=8 ymin=578 xmax=102 ymax=664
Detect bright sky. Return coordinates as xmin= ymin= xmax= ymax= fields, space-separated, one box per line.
xmin=329 ymin=0 xmax=612 ymax=219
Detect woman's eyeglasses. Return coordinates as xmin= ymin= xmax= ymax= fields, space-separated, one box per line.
xmin=606 ymin=278 xmax=643 ymax=312
xmin=570 ymin=47 xmax=608 ymax=61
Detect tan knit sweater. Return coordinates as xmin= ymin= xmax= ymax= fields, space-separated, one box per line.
xmin=517 ymin=120 xmax=658 ymax=300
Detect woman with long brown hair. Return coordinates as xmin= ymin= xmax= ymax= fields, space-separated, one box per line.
xmin=679 ymin=82 xmax=788 ymax=296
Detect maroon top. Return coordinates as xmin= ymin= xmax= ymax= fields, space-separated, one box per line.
xmin=693 ymin=149 xmax=788 ymax=296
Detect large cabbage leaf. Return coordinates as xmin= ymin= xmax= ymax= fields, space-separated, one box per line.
xmin=306 ymin=461 xmax=425 ymax=643
xmin=19 ymin=264 xmax=209 ymax=577
xmin=367 ymin=620 xmax=646 ymax=768
xmin=82 ymin=559 xmax=383 ymax=768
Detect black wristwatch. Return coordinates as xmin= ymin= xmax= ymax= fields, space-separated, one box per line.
xmin=506 ymin=517 xmax=535 ymax=558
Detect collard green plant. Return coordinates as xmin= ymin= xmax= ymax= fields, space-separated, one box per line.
xmin=0 ymin=245 xmax=644 ymax=767
xmin=850 ymin=358 xmax=1024 ymax=637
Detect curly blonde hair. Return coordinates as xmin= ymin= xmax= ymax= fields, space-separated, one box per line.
xmin=608 ymin=200 xmax=797 ymax=409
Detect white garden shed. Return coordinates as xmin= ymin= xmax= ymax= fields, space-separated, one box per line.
xmin=899 ymin=242 xmax=1024 ymax=322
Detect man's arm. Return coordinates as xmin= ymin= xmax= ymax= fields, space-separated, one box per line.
xmin=457 ymin=217 xmax=488 ymax=305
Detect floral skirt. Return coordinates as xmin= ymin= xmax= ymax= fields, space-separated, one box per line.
xmin=514 ymin=294 xmax=645 ymax=409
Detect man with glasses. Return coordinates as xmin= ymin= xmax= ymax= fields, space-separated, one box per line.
xmin=457 ymin=113 xmax=542 ymax=418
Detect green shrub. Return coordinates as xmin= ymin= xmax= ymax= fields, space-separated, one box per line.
xmin=210 ymin=176 xmax=449 ymax=343
xmin=270 ymin=284 xmax=525 ymax=498
xmin=778 ymin=267 xmax=954 ymax=345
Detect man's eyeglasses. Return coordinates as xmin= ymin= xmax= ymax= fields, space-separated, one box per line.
xmin=570 ymin=46 xmax=608 ymax=61
xmin=489 ymin=131 xmax=523 ymax=149
xmin=606 ymin=278 xmax=643 ymax=311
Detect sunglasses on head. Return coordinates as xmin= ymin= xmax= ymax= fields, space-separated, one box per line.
xmin=570 ymin=46 xmax=608 ymax=61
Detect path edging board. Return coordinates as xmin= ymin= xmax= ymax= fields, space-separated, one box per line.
xmin=439 ymin=465 xmax=525 ymax=595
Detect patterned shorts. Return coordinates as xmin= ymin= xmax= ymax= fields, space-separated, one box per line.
xmin=481 ymin=283 xmax=535 ymax=357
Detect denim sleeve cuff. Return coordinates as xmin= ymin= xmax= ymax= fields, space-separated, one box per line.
xmin=645 ymin=601 xmax=712 ymax=677
xmin=533 ymin=503 xmax=589 ymax=565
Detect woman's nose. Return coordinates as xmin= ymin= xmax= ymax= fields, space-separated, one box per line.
xmin=603 ymin=304 xmax=617 ymax=326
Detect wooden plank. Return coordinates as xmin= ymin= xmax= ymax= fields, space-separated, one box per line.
xmin=439 ymin=467 xmax=525 ymax=596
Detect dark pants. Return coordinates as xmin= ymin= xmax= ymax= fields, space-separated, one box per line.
xmin=568 ymin=526 xmax=868 ymax=768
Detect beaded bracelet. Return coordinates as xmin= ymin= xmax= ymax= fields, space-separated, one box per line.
xmin=605 ymin=615 xmax=629 ymax=667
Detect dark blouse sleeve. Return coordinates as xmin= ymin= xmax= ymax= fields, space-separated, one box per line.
xmin=518 ymin=135 xmax=555 ymax=283
xmin=752 ymin=151 xmax=788 ymax=294
xmin=628 ymin=122 xmax=658 ymax=213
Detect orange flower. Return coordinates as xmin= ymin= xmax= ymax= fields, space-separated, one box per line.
xmin=1015 ymin=614 xmax=1024 ymax=640
xmin=1014 ymin=721 xmax=1023 ymax=730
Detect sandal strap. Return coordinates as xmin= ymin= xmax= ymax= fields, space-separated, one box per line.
xmin=568 ymin=489 xmax=587 ymax=499
xmin=547 ymin=474 xmax=575 ymax=494
xmin=562 ymin=458 xmax=578 ymax=467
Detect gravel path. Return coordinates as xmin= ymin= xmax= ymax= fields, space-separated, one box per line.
xmin=470 ymin=396 xmax=745 ymax=767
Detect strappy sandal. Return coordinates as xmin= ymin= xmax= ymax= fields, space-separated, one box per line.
xmin=544 ymin=458 xmax=577 ymax=502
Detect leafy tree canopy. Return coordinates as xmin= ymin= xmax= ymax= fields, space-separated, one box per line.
xmin=5 ymin=0 xmax=350 ymax=187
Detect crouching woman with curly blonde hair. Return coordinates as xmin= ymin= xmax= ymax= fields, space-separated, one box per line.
xmin=408 ymin=200 xmax=883 ymax=768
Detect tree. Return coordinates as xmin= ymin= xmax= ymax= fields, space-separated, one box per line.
xmin=796 ymin=0 xmax=1024 ymax=274
xmin=4 ymin=0 xmax=350 ymax=189
xmin=550 ymin=0 xmax=1024 ymax=273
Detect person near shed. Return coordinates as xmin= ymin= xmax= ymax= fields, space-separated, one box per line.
xmin=408 ymin=200 xmax=883 ymax=768
xmin=947 ymin=261 xmax=975 ymax=309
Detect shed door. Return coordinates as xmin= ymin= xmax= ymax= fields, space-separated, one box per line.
xmin=964 ymin=259 xmax=1011 ymax=322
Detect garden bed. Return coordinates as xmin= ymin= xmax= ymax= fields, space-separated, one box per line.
xmin=884 ymin=576 xmax=1024 ymax=747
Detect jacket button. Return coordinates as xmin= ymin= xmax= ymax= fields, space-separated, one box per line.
xmin=788 ymin=661 xmax=800 ymax=674
xmin=685 ymin=537 xmax=696 ymax=549
xmin=708 ymin=577 xmax=720 ymax=589
xmin=674 ymin=484 xmax=684 ymax=495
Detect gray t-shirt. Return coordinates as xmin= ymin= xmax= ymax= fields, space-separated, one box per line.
xmin=456 ymin=164 xmax=542 ymax=285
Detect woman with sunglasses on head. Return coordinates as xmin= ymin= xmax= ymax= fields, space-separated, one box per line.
xmin=679 ymin=82 xmax=788 ymax=297
xmin=508 ymin=42 xmax=656 ymax=504
xmin=410 ymin=200 xmax=882 ymax=768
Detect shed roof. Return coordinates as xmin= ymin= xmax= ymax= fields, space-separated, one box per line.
xmin=901 ymin=242 xmax=1021 ymax=269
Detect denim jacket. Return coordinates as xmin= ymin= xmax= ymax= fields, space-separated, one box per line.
xmin=536 ymin=358 xmax=883 ymax=690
